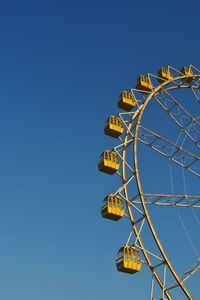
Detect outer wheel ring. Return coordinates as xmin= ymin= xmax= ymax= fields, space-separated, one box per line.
xmin=122 ymin=74 xmax=200 ymax=300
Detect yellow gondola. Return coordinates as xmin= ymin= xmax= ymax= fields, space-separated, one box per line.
xmin=98 ymin=150 xmax=119 ymax=175
xmin=101 ymin=194 xmax=124 ymax=220
xmin=116 ymin=246 xmax=142 ymax=274
xmin=157 ymin=67 xmax=173 ymax=82
xmin=181 ymin=66 xmax=193 ymax=83
xmin=118 ymin=91 xmax=137 ymax=111
xmin=135 ymin=75 xmax=153 ymax=92
xmin=104 ymin=115 xmax=124 ymax=138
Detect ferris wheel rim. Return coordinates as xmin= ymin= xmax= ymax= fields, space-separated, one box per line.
xmin=122 ymin=74 xmax=200 ymax=300
xmin=122 ymin=116 xmax=174 ymax=300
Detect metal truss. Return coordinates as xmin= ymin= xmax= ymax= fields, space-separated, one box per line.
xmin=137 ymin=125 xmax=200 ymax=177
xmin=132 ymin=194 xmax=200 ymax=208
xmin=167 ymin=259 xmax=200 ymax=291
xmin=153 ymin=90 xmax=200 ymax=149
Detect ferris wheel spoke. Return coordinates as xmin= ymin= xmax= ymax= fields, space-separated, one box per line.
xmin=132 ymin=194 xmax=200 ymax=208
xmin=180 ymin=259 xmax=200 ymax=283
xmin=154 ymin=89 xmax=200 ymax=149
xmin=137 ymin=125 xmax=200 ymax=177
xmin=166 ymin=259 xmax=200 ymax=291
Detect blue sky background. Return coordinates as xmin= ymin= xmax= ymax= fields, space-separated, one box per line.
xmin=0 ymin=0 xmax=199 ymax=299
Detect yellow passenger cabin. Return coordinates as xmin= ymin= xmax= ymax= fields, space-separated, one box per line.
xmin=104 ymin=116 xmax=124 ymax=138
xmin=118 ymin=91 xmax=137 ymax=111
xmin=135 ymin=75 xmax=153 ymax=92
xmin=116 ymin=246 xmax=142 ymax=274
xmin=101 ymin=194 xmax=124 ymax=220
xmin=157 ymin=67 xmax=173 ymax=82
xmin=98 ymin=150 xmax=120 ymax=175
xmin=181 ymin=66 xmax=194 ymax=83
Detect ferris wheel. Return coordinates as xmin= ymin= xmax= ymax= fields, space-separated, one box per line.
xmin=98 ymin=65 xmax=200 ymax=300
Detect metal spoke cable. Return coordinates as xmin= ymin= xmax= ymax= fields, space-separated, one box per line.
xmin=181 ymin=157 xmax=187 ymax=196
xmin=177 ymin=212 xmax=199 ymax=259
xmin=191 ymin=208 xmax=200 ymax=227
xmin=169 ymin=163 xmax=175 ymax=204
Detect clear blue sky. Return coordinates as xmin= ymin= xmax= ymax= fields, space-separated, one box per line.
xmin=0 ymin=0 xmax=199 ymax=299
